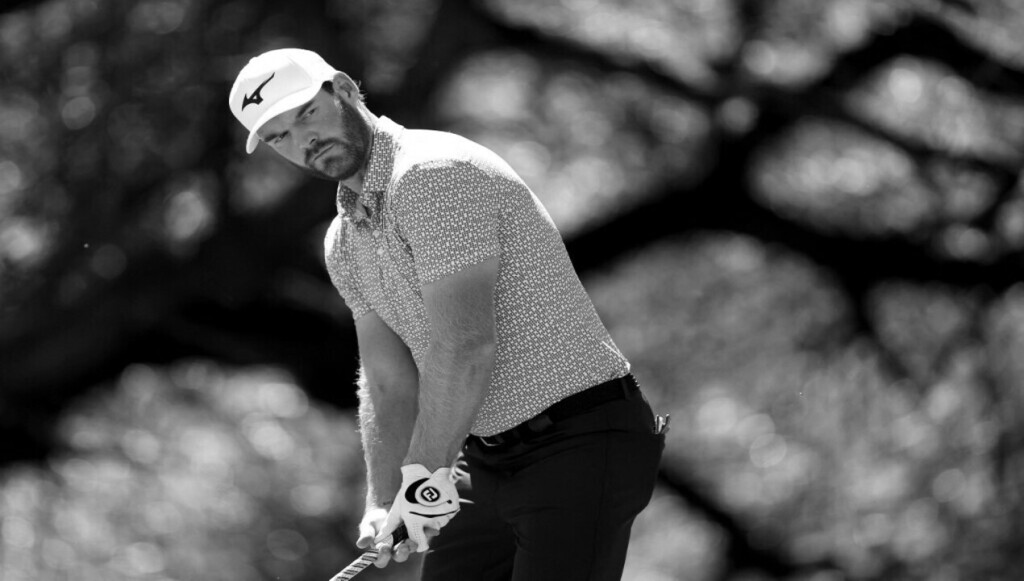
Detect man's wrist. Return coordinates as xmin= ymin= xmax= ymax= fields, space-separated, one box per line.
xmin=366 ymin=493 xmax=395 ymax=511
xmin=404 ymin=438 xmax=466 ymax=471
xmin=402 ymin=452 xmax=451 ymax=472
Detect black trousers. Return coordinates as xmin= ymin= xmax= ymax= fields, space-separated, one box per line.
xmin=420 ymin=388 xmax=665 ymax=581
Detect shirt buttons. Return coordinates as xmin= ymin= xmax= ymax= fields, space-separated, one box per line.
xmin=376 ymin=248 xmax=385 ymax=257
xmin=372 ymin=229 xmax=381 ymax=239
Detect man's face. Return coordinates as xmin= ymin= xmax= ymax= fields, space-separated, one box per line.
xmin=257 ymin=88 xmax=371 ymax=182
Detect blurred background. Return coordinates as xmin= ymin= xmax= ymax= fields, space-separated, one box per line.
xmin=1 ymin=0 xmax=1024 ymax=579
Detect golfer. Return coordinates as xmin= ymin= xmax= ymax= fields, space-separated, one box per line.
xmin=229 ymin=48 xmax=665 ymax=581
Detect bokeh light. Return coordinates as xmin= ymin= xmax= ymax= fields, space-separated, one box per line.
xmin=2 ymin=0 xmax=1024 ymax=580
xmin=0 ymin=361 xmax=368 ymax=581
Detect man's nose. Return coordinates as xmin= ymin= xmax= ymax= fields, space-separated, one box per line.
xmin=299 ymin=132 xmax=318 ymax=153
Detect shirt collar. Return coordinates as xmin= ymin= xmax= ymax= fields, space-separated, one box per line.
xmin=335 ymin=116 xmax=404 ymax=228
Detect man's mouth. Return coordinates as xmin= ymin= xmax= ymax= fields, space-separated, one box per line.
xmin=310 ymin=144 xmax=334 ymax=163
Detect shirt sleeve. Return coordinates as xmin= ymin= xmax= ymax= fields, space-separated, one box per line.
xmin=324 ymin=217 xmax=372 ymax=320
xmin=393 ymin=160 xmax=501 ymax=284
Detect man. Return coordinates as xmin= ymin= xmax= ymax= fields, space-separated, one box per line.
xmin=229 ymin=48 xmax=666 ymax=581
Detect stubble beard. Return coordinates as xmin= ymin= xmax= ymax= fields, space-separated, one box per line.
xmin=305 ymin=100 xmax=371 ymax=182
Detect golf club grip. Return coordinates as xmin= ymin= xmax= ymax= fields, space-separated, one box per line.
xmin=328 ymin=525 xmax=409 ymax=581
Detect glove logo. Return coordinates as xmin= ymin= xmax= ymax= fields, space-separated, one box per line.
xmin=419 ymin=486 xmax=440 ymax=504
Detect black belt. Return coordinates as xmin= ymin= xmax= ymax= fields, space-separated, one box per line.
xmin=472 ymin=374 xmax=639 ymax=449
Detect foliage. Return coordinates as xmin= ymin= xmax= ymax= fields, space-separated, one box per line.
xmin=0 ymin=362 xmax=385 ymax=581
xmin=591 ymin=236 xmax=1023 ymax=580
xmin=1 ymin=0 xmax=1023 ymax=579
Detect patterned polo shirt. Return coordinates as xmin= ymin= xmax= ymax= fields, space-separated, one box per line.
xmin=324 ymin=117 xmax=630 ymax=436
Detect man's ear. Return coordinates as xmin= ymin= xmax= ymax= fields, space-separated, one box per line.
xmin=331 ymin=72 xmax=361 ymax=105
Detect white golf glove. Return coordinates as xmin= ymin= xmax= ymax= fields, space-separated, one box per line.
xmin=375 ymin=464 xmax=460 ymax=552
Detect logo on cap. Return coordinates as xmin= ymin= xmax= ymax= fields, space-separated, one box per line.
xmin=242 ymin=73 xmax=275 ymax=110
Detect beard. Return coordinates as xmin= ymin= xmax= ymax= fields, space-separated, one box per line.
xmin=301 ymin=98 xmax=372 ymax=182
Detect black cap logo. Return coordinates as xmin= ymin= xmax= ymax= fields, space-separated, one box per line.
xmin=242 ymin=73 xmax=275 ymax=110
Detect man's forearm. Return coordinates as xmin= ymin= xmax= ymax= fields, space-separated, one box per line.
xmin=404 ymin=340 xmax=496 ymax=470
xmin=358 ymin=379 xmax=418 ymax=509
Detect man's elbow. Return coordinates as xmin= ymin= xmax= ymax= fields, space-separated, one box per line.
xmin=468 ymin=337 xmax=497 ymax=363
xmin=358 ymin=366 xmax=418 ymax=401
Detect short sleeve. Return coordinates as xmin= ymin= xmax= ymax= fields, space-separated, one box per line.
xmin=323 ymin=217 xmax=372 ymax=320
xmin=393 ymin=160 xmax=501 ymax=284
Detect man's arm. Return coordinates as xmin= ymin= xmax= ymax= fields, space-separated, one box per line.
xmin=355 ymin=312 xmax=420 ymax=509
xmin=403 ymin=256 xmax=499 ymax=470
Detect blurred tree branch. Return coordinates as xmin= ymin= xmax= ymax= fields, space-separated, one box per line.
xmin=8 ymin=0 xmax=1020 ymax=428
xmin=2 ymin=11 xmax=1024 ymax=579
xmin=558 ymin=9 xmax=1021 ymax=387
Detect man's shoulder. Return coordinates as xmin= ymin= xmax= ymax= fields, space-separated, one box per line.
xmin=393 ymin=128 xmax=496 ymax=178
xmin=390 ymin=130 xmax=523 ymax=206
xmin=401 ymin=127 xmax=478 ymax=155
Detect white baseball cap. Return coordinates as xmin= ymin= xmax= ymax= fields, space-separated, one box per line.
xmin=229 ymin=48 xmax=339 ymax=153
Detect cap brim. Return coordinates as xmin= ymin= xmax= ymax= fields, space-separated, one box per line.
xmin=245 ymin=83 xmax=323 ymax=154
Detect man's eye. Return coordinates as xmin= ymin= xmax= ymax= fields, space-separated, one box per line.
xmin=303 ymin=108 xmax=316 ymax=119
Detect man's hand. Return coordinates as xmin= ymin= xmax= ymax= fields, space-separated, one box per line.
xmin=356 ymin=508 xmax=438 ymax=568
xmin=356 ymin=507 xmax=392 ymax=568
xmin=375 ymin=464 xmax=460 ymax=553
